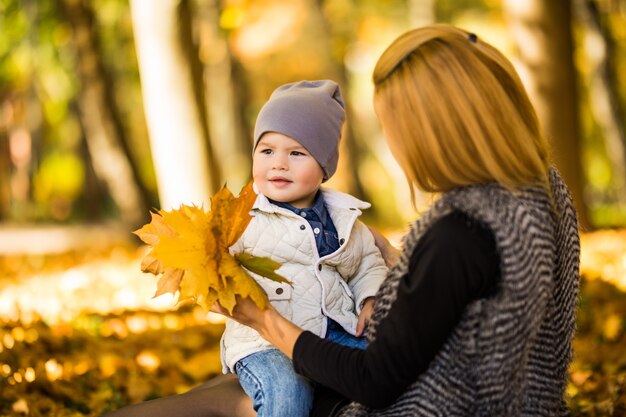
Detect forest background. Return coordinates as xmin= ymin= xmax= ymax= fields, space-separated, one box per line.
xmin=1 ymin=0 xmax=626 ymax=415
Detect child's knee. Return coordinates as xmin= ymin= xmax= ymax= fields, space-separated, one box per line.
xmin=263 ymin=375 xmax=314 ymax=416
xmin=261 ymin=368 xmax=313 ymax=399
xmin=235 ymin=351 xmax=314 ymax=417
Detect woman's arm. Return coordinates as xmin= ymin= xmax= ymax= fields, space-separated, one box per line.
xmin=214 ymin=212 xmax=499 ymax=409
xmin=292 ymin=212 xmax=500 ymax=408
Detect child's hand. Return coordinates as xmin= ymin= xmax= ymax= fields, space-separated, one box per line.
xmin=356 ymin=297 xmax=375 ymax=337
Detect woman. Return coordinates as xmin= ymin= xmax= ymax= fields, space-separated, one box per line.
xmin=213 ymin=23 xmax=580 ymax=416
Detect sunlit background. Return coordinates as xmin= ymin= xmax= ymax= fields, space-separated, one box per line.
xmin=1 ymin=0 xmax=626 ymax=415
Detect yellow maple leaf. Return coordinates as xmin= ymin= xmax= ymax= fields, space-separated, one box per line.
xmin=133 ymin=181 xmax=289 ymax=313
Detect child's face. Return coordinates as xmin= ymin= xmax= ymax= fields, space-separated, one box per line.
xmin=253 ymin=132 xmax=324 ymax=208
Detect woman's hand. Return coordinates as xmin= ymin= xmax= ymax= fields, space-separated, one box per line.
xmin=211 ymin=296 xmax=304 ymax=359
xmin=368 ymin=226 xmax=401 ymax=268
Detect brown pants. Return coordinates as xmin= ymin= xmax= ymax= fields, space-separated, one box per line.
xmin=102 ymin=374 xmax=254 ymax=417
xmin=103 ymin=373 xmax=347 ymax=417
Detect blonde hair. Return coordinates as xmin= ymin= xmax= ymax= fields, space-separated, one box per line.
xmin=373 ymin=24 xmax=551 ymax=200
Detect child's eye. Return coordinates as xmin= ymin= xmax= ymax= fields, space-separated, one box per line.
xmin=259 ymin=148 xmax=273 ymax=155
xmin=290 ymin=151 xmax=306 ymax=156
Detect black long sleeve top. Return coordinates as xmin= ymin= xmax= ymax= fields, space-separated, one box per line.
xmin=293 ymin=211 xmax=500 ymax=410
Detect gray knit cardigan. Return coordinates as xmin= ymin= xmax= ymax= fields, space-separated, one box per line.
xmin=340 ymin=168 xmax=580 ymax=417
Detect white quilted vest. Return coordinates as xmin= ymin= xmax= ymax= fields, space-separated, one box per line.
xmin=221 ymin=187 xmax=388 ymax=372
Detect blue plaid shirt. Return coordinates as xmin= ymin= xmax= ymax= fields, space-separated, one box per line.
xmin=270 ymin=192 xmax=340 ymax=257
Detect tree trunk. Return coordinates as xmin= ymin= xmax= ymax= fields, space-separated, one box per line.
xmin=56 ymin=0 xmax=152 ymax=226
xmin=578 ymin=0 xmax=626 ymax=205
xmin=0 ymin=111 xmax=10 ymax=220
xmin=314 ymin=0 xmax=420 ymax=225
xmin=7 ymin=91 xmax=40 ymax=222
xmin=178 ymin=0 xmax=222 ymax=191
xmin=194 ymin=0 xmax=252 ymax=192
xmin=71 ymin=100 xmax=106 ymax=221
xmin=312 ymin=0 xmax=371 ymax=202
xmin=130 ymin=0 xmax=219 ymax=211
xmin=230 ymin=58 xmax=254 ymax=153
xmin=504 ymin=0 xmax=592 ymax=230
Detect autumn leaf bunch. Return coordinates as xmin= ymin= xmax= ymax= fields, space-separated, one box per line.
xmin=133 ymin=181 xmax=288 ymax=313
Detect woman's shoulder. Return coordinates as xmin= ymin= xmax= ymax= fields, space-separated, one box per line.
xmin=437 ymin=182 xmax=554 ymax=235
xmin=432 ymin=210 xmax=492 ymax=235
xmin=418 ymin=210 xmax=497 ymax=260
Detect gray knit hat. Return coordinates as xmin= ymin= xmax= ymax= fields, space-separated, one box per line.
xmin=253 ymin=80 xmax=345 ymax=180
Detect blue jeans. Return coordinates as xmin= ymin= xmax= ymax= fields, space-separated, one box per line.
xmin=235 ymin=319 xmax=367 ymax=417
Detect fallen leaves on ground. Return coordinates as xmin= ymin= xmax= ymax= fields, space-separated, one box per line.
xmin=580 ymin=228 xmax=626 ymax=291
xmin=568 ymin=228 xmax=626 ymax=416
xmin=568 ymin=277 xmax=626 ymax=416
xmin=0 ymin=228 xmax=624 ymax=416
xmin=0 ymin=306 xmax=225 ymax=416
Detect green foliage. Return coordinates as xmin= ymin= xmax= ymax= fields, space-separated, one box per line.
xmin=33 ymin=152 xmax=85 ymax=220
xmin=0 ymin=1 xmax=29 ymax=89
xmin=435 ymin=0 xmax=493 ymax=22
xmin=0 ymin=228 xmax=624 ymax=414
xmin=0 ymin=0 xmax=154 ymax=223
xmin=0 ymin=230 xmax=624 ymax=415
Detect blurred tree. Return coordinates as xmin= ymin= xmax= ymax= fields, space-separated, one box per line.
xmin=504 ymin=0 xmax=592 ymax=230
xmin=1 ymin=0 xmax=44 ymax=222
xmin=130 ymin=0 xmax=220 ymax=210
xmin=316 ymin=0 xmax=370 ymax=203
xmin=408 ymin=0 xmax=435 ymax=26
xmin=0 ymin=110 xmax=9 ymax=219
xmin=72 ymin=100 xmax=108 ymax=221
xmin=56 ymin=0 xmax=152 ymax=226
xmin=316 ymin=0 xmax=413 ymax=225
xmin=194 ymin=0 xmax=252 ymax=193
xmin=435 ymin=0 xmax=491 ymax=23
xmin=577 ymin=0 xmax=626 ymax=206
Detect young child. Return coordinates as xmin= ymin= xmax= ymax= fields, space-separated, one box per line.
xmin=221 ymin=80 xmax=388 ymax=417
